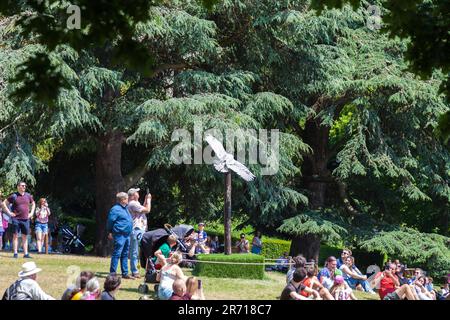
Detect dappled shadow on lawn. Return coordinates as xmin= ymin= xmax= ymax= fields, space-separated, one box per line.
xmin=119 ymin=287 xmax=141 ymax=294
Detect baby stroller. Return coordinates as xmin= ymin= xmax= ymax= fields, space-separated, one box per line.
xmin=139 ymin=223 xmax=194 ymax=284
xmin=59 ymin=224 xmax=86 ymax=255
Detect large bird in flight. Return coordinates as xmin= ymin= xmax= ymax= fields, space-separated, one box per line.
xmin=204 ymin=134 xmax=255 ymax=182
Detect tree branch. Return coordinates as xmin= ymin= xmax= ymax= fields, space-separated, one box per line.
xmin=0 ymin=114 xmax=23 ymax=135
xmin=123 ymin=161 xmax=150 ymax=190
xmin=151 ymin=63 xmax=188 ymax=78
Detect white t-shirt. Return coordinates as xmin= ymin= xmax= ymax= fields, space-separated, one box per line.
xmin=334 ymin=287 xmax=353 ymax=300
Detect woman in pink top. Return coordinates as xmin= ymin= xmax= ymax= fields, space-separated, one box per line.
xmin=81 ymin=277 xmax=101 ymax=300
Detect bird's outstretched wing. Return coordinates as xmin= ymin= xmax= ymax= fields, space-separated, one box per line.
xmin=205 ymin=135 xmax=228 ymax=160
xmin=226 ymin=159 xmax=256 ymax=182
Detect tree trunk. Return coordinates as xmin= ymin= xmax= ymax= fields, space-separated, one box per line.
xmin=289 ymin=234 xmax=321 ymax=262
xmin=290 ymin=119 xmax=331 ymax=262
xmin=94 ymin=130 xmax=126 ymax=257
xmin=224 ymin=172 xmax=232 ymax=255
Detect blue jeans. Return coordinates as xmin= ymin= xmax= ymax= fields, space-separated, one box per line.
xmin=130 ymin=228 xmax=144 ymax=274
xmin=110 ymin=233 xmax=130 ymax=276
xmin=345 ymin=277 xmax=374 ymax=292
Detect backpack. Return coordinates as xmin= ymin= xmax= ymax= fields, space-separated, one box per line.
xmin=2 ymin=279 xmax=32 ymax=300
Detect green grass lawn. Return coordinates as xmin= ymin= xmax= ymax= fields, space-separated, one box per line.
xmin=0 ymin=252 xmax=378 ymax=300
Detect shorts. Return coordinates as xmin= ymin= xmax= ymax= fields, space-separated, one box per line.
xmin=383 ymin=292 xmax=401 ymax=300
xmin=35 ymin=222 xmax=49 ymax=234
xmin=11 ymin=219 xmax=30 ymax=235
xmin=158 ymin=286 xmax=173 ymax=300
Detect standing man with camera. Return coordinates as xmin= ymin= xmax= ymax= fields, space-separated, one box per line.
xmin=127 ymin=188 xmax=151 ymax=279
xmin=2 ymin=182 xmax=35 ymax=259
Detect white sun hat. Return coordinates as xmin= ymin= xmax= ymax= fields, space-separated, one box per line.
xmin=18 ymin=261 xmax=42 ymax=278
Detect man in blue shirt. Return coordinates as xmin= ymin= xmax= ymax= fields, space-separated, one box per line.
xmin=107 ymin=192 xmax=134 ymax=279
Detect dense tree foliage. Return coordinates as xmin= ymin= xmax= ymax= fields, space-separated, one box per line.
xmin=312 ymin=0 xmax=450 ymax=142
xmin=0 ymin=0 xmax=221 ymax=103
xmin=0 ymin=0 xmax=449 ymax=273
xmin=0 ymin=2 xmax=306 ymax=255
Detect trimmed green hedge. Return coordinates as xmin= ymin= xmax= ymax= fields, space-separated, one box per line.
xmin=318 ymin=244 xmax=342 ymax=263
xmin=193 ymin=254 xmax=265 ymax=280
xmin=318 ymin=244 xmax=385 ymax=271
xmin=205 ymin=229 xmax=291 ymax=258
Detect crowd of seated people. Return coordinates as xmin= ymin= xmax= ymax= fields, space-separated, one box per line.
xmin=181 ymin=227 xmax=267 ymax=256
xmin=372 ymin=262 xmax=445 ymax=300
xmin=4 ymin=243 xmax=446 ymax=301
xmin=3 ymin=262 xmax=123 ymax=300
xmin=281 ymin=250 xmax=447 ymax=300
xmin=4 ymin=255 xmax=205 ymax=301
